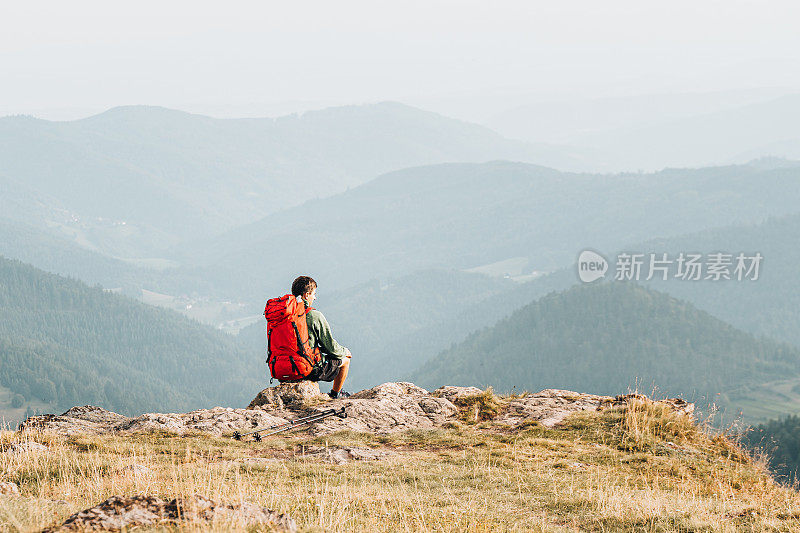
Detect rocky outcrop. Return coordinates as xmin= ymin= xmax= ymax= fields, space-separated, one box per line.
xmin=247 ymin=381 xmax=328 ymax=409
xmin=497 ymin=389 xmax=613 ymax=428
xmin=18 ymin=382 xmax=695 ymax=438
xmin=41 ymin=494 xmax=296 ymax=532
xmin=431 ymin=385 xmax=484 ymax=403
xmin=312 ymin=382 xmax=459 ymax=434
xmin=20 ymin=405 xmax=290 ymax=437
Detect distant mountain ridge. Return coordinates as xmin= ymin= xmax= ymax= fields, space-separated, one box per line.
xmin=484 ymin=89 xmax=786 ymax=144
xmin=0 ymin=102 xmax=579 ymax=259
xmin=182 ymin=160 xmax=800 ymax=300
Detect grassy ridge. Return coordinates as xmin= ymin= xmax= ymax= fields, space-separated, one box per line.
xmin=1 ymin=395 xmax=797 ymax=532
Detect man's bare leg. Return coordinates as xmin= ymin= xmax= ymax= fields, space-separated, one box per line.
xmin=331 ymin=357 xmax=350 ymax=393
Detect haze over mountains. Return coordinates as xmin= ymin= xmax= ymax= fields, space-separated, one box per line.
xmin=485 ymin=89 xmax=782 ymax=141
xmin=0 ymin=102 xmax=578 ymax=259
xmin=495 ymin=209 xmax=800 ymax=353
xmin=571 ymin=95 xmax=800 ymax=171
xmin=484 ymin=90 xmax=800 ymax=171
xmin=182 ymin=160 xmax=800 ymax=300
xmin=3 ymin=97 xmax=800 ymax=428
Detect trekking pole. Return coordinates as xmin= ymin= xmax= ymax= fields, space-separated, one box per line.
xmin=256 ymin=409 xmax=344 ymax=439
xmin=232 ymin=407 xmax=346 ymax=441
xmin=233 ymin=411 xmax=325 ymax=441
xmin=249 ymin=407 xmax=346 ymax=441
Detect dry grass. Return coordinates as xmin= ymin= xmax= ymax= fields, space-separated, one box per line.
xmin=1 ymin=398 xmax=799 ymax=532
xmin=451 ymin=387 xmax=505 ymax=424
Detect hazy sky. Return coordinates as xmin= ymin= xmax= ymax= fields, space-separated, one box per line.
xmin=2 ymin=0 xmax=800 ymax=120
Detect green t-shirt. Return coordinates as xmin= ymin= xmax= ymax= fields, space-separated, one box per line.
xmin=302 ymin=298 xmax=348 ymax=361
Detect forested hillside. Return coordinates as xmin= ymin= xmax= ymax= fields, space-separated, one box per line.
xmin=631 ymin=212 xmax=800 ymax=348
xmin=412 ymin=282 xmax=800 ymax=419
xmin=463 ymin=210 xmax=800 ymax=350
xmin=0 ymin=256 xmax=263 ymax=421
xmin=745 ymin=414 xmax=800 ymax=484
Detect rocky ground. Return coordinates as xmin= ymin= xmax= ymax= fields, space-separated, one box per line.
xmin=7 ymin=382 xmax=698 ymax=531
xmin=40 ymin=495 xmax=297 ymax=532
xmin=7 ymin=383 xmax=796 ymax=532
xmin=19 ymin=381 xmax=695 ymax=438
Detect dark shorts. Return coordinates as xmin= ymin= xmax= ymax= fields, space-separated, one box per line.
xmin=306 ymin=358 xmax=344 ymax=382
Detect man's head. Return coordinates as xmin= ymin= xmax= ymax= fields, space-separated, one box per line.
xmin=291 ymin=275 xmax=317 ymax=302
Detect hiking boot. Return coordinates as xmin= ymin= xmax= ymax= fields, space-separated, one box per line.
xmin=328 ymin=390 xmax=351 ymax=399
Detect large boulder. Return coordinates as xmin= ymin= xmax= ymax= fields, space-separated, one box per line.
xmin=349 ymin=382 xmax=430 ymax=399
xmin=309 ymin=382 xmax=459 ymax=435
xmin=495 ymin=389 xmax=696 ymax=428
xmin=247 ymin=381 xmax=328 ymax=410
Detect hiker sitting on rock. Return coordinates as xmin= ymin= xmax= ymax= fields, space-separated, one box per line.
xmin=264 ymin=276 xmax=352 ymax=399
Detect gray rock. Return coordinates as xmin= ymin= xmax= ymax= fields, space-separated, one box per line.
xmin=18 ymin=413 xmax=106 ymax=436
xmin=432 ymin=385 xmax=484 ymax=402
xmin=309 ymin=382 xmax=458 ymax=435
xmin=116 ymin=407 xmax=291 ymax=437
xmin=41 ymin=494 xmax=296 ymax=532
xmin=20 ymin=406 xmax=290 ymax=438
xmin=248 ymin=381 xmax=328 ymax=409
xmin=0 ymin=481 xmax=20 ymax=495
xmin=496 ymin=389 xmax=613 ymax=428
xmin=349 ymin=382 xmax=429 ymax=399
xmin=496 ymin=389 xmax=695 ymax=428
xmin=61 ymin=405 xmax=130 ymax=426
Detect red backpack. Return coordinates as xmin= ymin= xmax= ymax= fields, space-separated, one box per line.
xmin=264 ymin=294 xmax=322 ymax=382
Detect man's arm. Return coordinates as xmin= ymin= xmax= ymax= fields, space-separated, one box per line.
xmin=310 ymin=310 xmax=348 ymax=360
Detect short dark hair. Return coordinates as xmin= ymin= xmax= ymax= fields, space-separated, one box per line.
xmin=291 ymin=276 xmax=317 ymax=297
